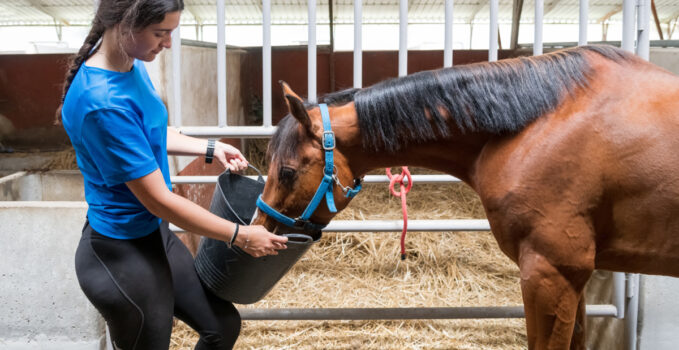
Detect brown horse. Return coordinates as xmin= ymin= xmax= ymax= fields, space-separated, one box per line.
xmin=252 ymin=45 xmax=679 ymax=349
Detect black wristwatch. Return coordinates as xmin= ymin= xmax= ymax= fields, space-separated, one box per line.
xmin=205 ymin=139 xmax=216 ymax=164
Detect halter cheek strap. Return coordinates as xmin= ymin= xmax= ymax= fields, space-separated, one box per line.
xmin=256 ymin=103 xmax=362 ymax=232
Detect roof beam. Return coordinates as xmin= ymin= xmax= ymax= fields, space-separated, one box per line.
xmin=185 ymin=6 xmax=203 ymax=25
xmin=651 ymin=0 xmax=663 ymax=40
xmin=510 ymin=0 xmax=524 ymax=50
xmin=543 ymin=0 xmax=561 ymax=17
xmin=468 ymin=3 xmax=486 ymax=23
xmin=667 ymin=9 xmax=679 ymax=24
xmin=26 ymin=0 xmax=70 ymax=26
xmin=597 ymin=5 xmax=622 ymax=23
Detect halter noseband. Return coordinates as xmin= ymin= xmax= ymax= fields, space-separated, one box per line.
xmin=256 ymin=103 xmax=363 ymax=234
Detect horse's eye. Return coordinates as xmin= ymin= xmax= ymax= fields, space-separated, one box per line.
xmin=279 ymin=167 xmax=297 ymax=186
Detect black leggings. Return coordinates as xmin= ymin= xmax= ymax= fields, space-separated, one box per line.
xmin=75 ymin=221 xmax=240 ymax=350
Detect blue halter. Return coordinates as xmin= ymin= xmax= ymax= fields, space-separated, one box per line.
xmin=256 ymin=103 xmax=362 ymax=233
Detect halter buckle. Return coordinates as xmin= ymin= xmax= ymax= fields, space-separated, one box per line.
xmin=323 ymin=131 xmax=335 ymax=150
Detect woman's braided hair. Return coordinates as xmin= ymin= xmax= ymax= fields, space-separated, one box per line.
xmin=54 ymin=0 xmax=184 ymax=124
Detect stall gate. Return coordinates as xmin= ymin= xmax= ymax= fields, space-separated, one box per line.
xmin=168 ymin=1 xmax=653 ymax=349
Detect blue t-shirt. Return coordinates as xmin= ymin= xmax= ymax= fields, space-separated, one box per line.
xmin=62 ymin=60 xmax=172 ymax=239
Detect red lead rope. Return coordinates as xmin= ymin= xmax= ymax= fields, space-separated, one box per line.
xmin=385 ymin=167 xmax=413 ymax=260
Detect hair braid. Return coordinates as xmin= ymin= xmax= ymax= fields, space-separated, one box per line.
xmin=54 ymin=20 xmax=105 ymax=125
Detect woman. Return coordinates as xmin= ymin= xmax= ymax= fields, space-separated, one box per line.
xmin=56 ymin=0 xmax=288 ymax=349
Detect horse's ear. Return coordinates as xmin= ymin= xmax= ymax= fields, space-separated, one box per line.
xmin=280 ymin=80 xmax=303 ymax=101
xmin=280 ymin=81 xmax=311 ymax=130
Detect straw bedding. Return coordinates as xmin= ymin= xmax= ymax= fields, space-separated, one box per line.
xmin=170 ymin=140 xmax=527 ymax=349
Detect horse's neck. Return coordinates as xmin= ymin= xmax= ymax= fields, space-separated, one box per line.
xmin=332 ymin=103 xmax=490 ymax=184
xmin=347 ymin=133 xmax=491 ymax=185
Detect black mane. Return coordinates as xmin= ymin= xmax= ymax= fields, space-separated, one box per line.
xmin=273 ymin=45 xmax=632 ymax=155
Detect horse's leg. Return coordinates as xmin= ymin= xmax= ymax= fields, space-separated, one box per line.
xmin=519 ymin=248 xmax=592 ymax=350
xmin=569 ymin=294 xmax=587 ymax=350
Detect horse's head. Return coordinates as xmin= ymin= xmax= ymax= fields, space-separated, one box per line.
xmin=252 ymin=82 xmax=364 ymax=237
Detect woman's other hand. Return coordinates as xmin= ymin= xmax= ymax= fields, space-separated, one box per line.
xmin=215 ymin=141 xmax=248 ymax=172
xmin=236 ymin=225 xmax=288 ymax=258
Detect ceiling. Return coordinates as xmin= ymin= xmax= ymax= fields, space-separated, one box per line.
xmin=2 ymin=0 xmax=678 ymax=28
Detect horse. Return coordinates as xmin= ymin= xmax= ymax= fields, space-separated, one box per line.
xmin=251 ymin=45 xmax=679 ymax=349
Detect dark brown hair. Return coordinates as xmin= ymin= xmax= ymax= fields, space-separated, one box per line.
xmin=54 ymin=0 xmax=184 ymax=124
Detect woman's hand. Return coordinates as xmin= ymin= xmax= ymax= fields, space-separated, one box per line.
xmin=166 ymin=128 xmax=248 ymax=172
xmin=214 ymin=141 xmax=248 ymax=172
xmin=236 ymin=225 xmax=288 ymax=258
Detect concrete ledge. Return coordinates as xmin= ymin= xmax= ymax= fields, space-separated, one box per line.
xmin=0 ymin=201 xmax=104 ymax=349
xmin=0 ymin=171 xmax=84 ymax=201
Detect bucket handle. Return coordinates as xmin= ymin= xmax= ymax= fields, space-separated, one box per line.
xmin=219 ymin=164 xmax=265 ymax=225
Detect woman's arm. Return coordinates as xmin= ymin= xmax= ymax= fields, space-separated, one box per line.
xmin=167 ymin=127 xmax=248 ymax=171
xmin=126 ymin=169 xmax=287 ymax=257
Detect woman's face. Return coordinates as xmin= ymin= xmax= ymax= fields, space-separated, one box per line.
xmin=123 ymin=11 xmax=181 ymax=62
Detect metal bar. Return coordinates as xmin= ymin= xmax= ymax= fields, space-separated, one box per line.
xmin=308 ymin=0 xmax=317 ymax=103
xmin=399 ymin=0 xmax=408 ymax=76
xmin=622 ymin=0 xmax=635 ymax=52
xmin=623 ymin=12 xmax=649 ymax=346
xmin=240 ymin=306 xmax=525 ymax=320
xmin=534 ymin=0 xmax=544 ymax=55
xmin=518 ymin=39 xmax=679 ymax=49
xmin=354 ymin=0 xmax=362 ymax=88
xmin=636 ymin=0 xmax=650 ymax=60
xmin=579 ymin=0 xmax=588 ymax=45
xmin=236 ymin=305 xmax=618 ymax=320
xmin=170 ymin=219 xmax=491 ymax=233
xmin=172 ymin=26 xmax=182 ymax=126
xmin=171 ymin=174 xmax=461 ymax=185
xmin=625 ymin=273 xmax=640 ymax=350
xmin=217 ymin=0 xmax=227 ymax=127
xmin=178 ymin=126 xmax=277 ymax=138
xmin=444 ymin=0 xmax=453 ymax=67
xmin=489 ymin=0 xmax=499 ymax=61
xmin=263 ymin=0 xmax=272 ymax=127
xmin=324 ymin=219 xmax=490 ymax=232
xmin=614 ymin=272 xmax=626 ymax=318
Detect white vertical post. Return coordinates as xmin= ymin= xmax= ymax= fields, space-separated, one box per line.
xmin=172 ymin=26 xmax=182 ymax=126
xmin=399 ymin=0 xmax=408 ymax=76
xmin=444 ymin=0 xmax=453 ymax=67
xmin=262 ymin=0 xmax=272 ymax=127
xmin=354 ymin=0 xmax=363 ymax=88
xmin=622 ymin=0 xmax=636 ymax=52
xmin=636 ymin=0 xmax=650 ymax=60
xmin=398 ymin=0 xmax=408 ymax=77
xmin=578 ymin=0 xmax=588 ymax=45
xmin=614 ymin=272 xmax=626 ymax=318
xmin=625 ymin=273 xmax=640 ymax=350
xmin=489 ymin=0 xmax=498 ymax=61
xmin=625 ymin=6 xmax=650 ymax=347
xmin=308 ymin=0 xmax=317 ymax=102
xmin=217 ymin=0 xmax=227 ymax=127
xmin=534 ymin=0 xmax=543 ymax=55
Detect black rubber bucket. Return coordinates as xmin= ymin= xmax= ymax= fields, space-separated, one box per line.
xmin=194 ymin=166 xmax=320 ymax=304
